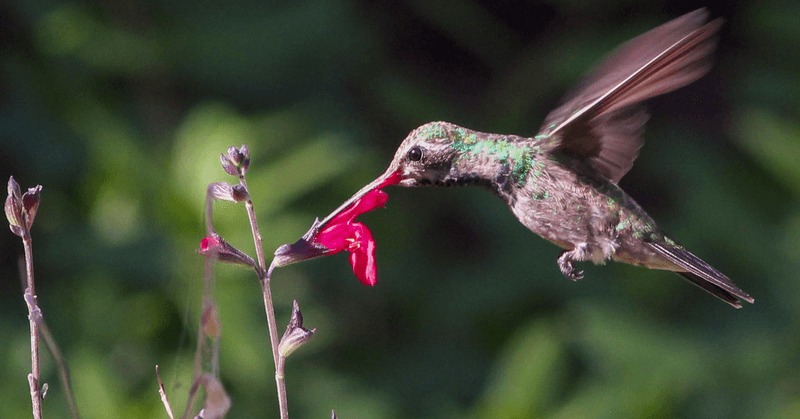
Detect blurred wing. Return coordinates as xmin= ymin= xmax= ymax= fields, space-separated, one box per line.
xmin=539 ymin=9 xmax=722 ymax=183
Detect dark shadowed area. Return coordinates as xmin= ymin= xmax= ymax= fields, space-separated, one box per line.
xmin=2 ymin=0 xmax=799 ymax=418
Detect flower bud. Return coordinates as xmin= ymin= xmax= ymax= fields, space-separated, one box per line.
xmin=5 ymin=177 xmax=42 ymax=236
xmin=200 ymin=374 xmax=231 ymax=419
xmin=278 ymin=300 xmax=316 ymax=358
xmin=5 ymin=178 xmax=24 ymax=236
xmin=22 ymin=185 xmax=42 ymax=229
xmin=198 ymin=233 xmax=256 ymax=268
xmin=207 ymin=182 xmax=249 ymax=203
xmin=220 ymin=144 xmax=251 ymax=176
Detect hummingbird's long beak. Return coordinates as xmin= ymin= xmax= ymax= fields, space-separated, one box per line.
xmin=316 ymin=168 xmax=403 ymax=230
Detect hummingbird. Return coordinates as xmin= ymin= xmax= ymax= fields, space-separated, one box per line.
xmin=320 ymin=9 xmax=753 ymax=308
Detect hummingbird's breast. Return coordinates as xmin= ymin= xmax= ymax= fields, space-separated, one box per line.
xmin=507 ymin=154 xmax=665 ymax=265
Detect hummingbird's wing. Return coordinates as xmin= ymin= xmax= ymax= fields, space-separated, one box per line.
xmin=539 ymin=9 xmax=722 ymax=183
xmin=646 ymin=240 xmax=754 ymax=308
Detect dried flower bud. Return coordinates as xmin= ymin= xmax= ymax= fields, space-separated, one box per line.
xmin=220 ymin=144 xmax=251 ymax=176
xmin=207 ymin=182 xmax=249 ymax=203
xmin=287 ymin=299 xmax=304 ymax=329
xmin=230 ymin=184 xmax=249 ymax=202
xmin=7 ymin=176 xmax=21 ymax=198
xmin=200 ymin=374 xmax=231 ymax=419
xmin=226 ymin=145 xmax=241 ymax=164
xmin=236 ymin=144 xmax=250 ymax=174
xmin=5 ymin=178 xmax=24 ymax=236
xmin=5 ymin=177 xmax=42 ymax=237
xmin=278 ymin=300 xmax=316 ymax=358
xmin=198 ymin=234 xmax=256 ymax=268
xmin=22 ymin=185 xmax=42 ymax=229
xmin=220 ymin=153 xmax=238 ymax=177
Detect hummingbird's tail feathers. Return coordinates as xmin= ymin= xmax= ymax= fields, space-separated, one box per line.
xmin=645 ymin=241 xmax=754 ymax=308
xmin=676 ymin=271 xmax=744 ymax=308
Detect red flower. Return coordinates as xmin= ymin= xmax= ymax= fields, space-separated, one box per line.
xmin=198 ymin=234 xmax=255 ymax=267
xmin=272 ymin=170 xmax=403 ymax=285
xmin=201 ymin=236 xmax=220 ymax=250
xmin=313 ymin=189 xmax=388 ymax=286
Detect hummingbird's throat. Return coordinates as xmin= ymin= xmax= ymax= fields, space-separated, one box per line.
xmin=448 ymin=138 xmax=541 ymax=188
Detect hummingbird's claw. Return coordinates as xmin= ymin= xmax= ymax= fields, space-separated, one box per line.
xmin=558 ymin=250 xmax=584 ymax=281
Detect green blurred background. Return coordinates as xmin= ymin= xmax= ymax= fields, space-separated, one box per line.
xmin=2 ymin=0 xmax=799 ymax=418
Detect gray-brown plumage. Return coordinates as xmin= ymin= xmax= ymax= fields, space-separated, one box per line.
xmin=323 ymin=9 xmax=753 ymax=308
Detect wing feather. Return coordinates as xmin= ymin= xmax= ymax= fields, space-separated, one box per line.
xmin=540 ymin=9 xmax=722 ymax=183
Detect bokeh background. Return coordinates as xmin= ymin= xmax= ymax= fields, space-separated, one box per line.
xmin=2 ymin=0 xmax=799 ymax=418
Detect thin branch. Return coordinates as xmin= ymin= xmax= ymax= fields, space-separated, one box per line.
xmin=239 ymin=176 xmax=288 ymax=419
xmin=23 ymin=233 xmax=44 ymax=419
xmin=156 ymin=366 xmax=175 ymax=419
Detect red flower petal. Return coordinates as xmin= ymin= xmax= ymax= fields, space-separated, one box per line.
xmin=315 ymin=223 xmax=352 ymax=253
xmin=376 ymin=170 xmax=403 ymax=189
xmin=201 ymin=236 xmax=220 ymax=251
xmin=315 ymin=188 xmax=389 ymax=253
xmin=348 ymin=224 xmax=378 ymax=286
xmin=328 ymin=189 xmax=390 ymax=226
xmin=355 ymin=189 xmax=389 ymax=213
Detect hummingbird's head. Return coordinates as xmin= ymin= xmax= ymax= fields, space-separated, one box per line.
xmin=314 ymin=122 xmax=463 ymax=229
xmin=384 ymin=121 xmax=461 ymax=187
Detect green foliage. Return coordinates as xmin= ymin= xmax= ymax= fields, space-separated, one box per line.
xmin=2 ymin=1 xmax=800 ymax=418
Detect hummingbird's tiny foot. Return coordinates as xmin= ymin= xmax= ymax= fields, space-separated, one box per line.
xmin=558 ymin=250 xmax=584 ymax=281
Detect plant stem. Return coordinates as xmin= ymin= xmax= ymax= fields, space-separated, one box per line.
xmin=262 ymin=263 xmax=288 ymax=418
xmin=276 ymin=351 xmax=286 ymax=390
xmin=22 ymin=232 xmax=43 ymax=419
xmin=156 ymin=366 xmax=176 ymax=419
xmin=240 ymin=177 xmax=288 ymax=419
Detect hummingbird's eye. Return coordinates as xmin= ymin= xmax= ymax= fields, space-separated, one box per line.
xmin=407 ymin=146 xmax=423 ymax=162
